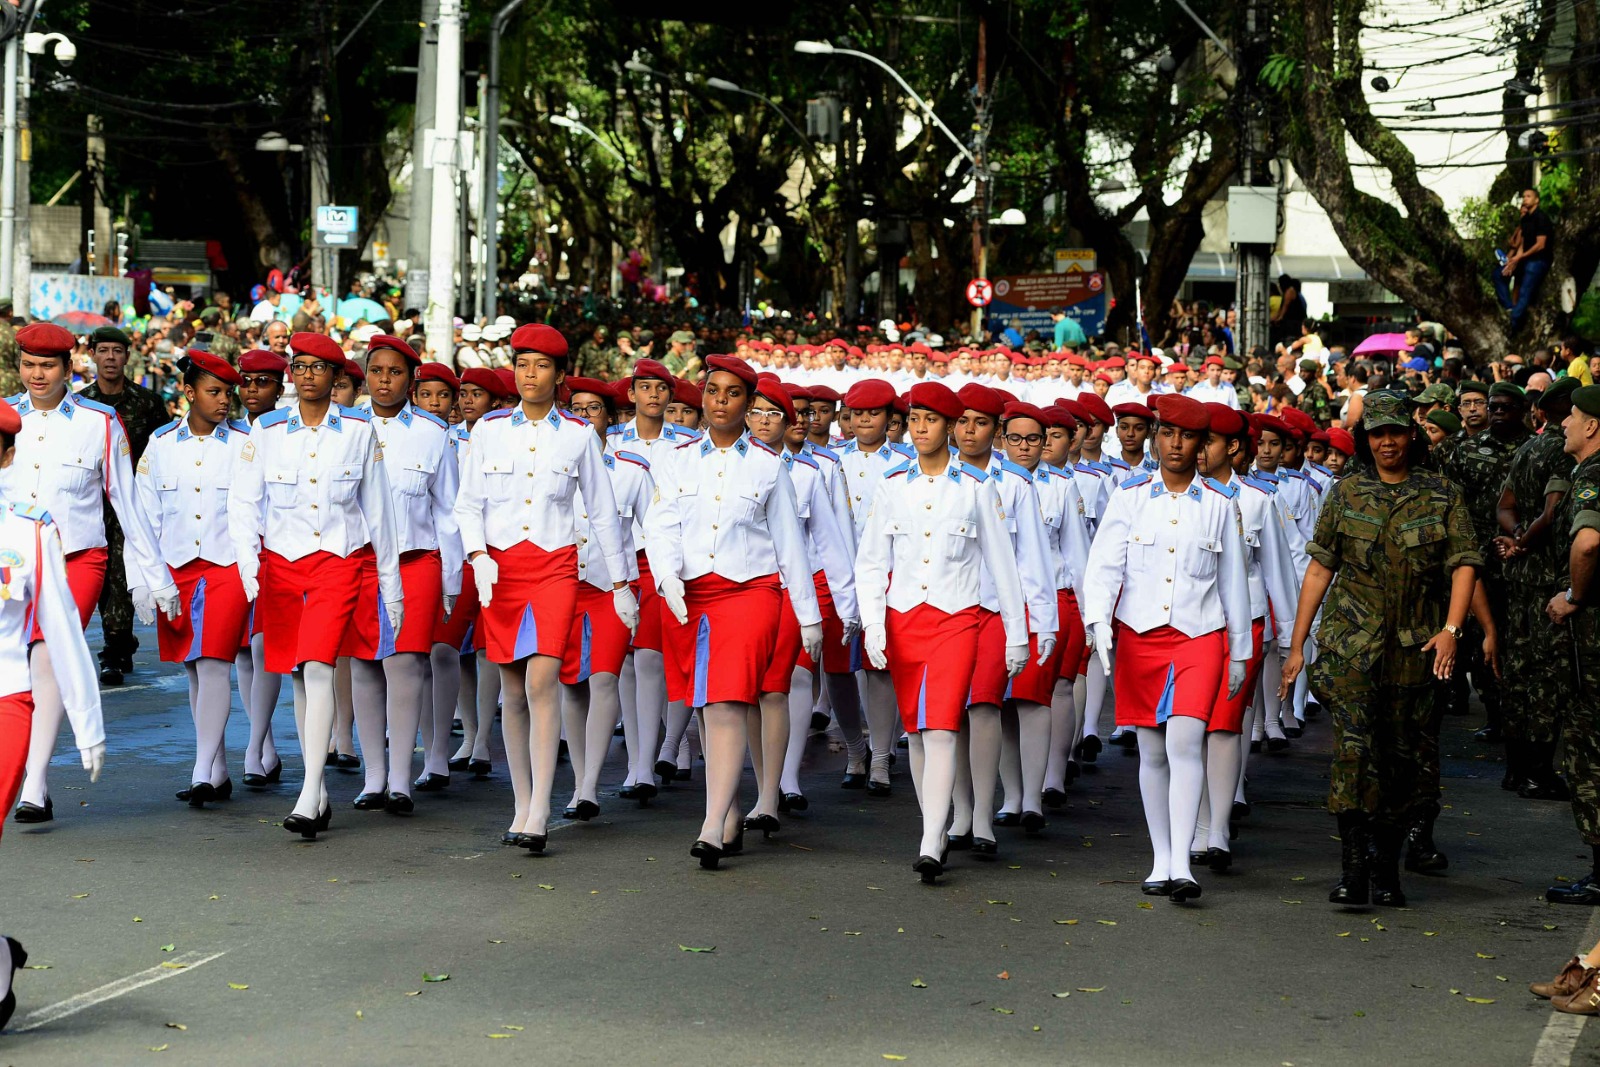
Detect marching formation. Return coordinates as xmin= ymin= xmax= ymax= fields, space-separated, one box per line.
xmin=9 ymin=316 xmax=1600 ymax=946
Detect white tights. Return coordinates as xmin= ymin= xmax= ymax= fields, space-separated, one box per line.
xmin=699 ymin=701 xmax=751 ymax=846
xmin=289 ymin=662 xmax=337 ymax=819
xmin=1136 ymin=717 xmax=1207 ymax=884
xmin=908 ymin=729 xmax=958 ymax=858
xmin=1255 ymin=649 xmax=1287 ymax=740
xmin=826 ymin=671 xmax=868 ymax=770
xmin=1013 ymin=701 xmax=1051 ymax=815
xmin=749 ymin=681 xmax=800 ymax=819
xmin=961 ymin=703 xmax=1002 ymax=839
xmin=1080 ymin=652 xmax=1111 ymax=740
xmin=630 ymin=649 xmax=667 ymax=786
xmin=244 ymin=633 xmax=282 ymax=776
xmin=18 ymin=643 xmax=65 ymax=808
xmin=779 ymin=666 xmax=818 ymax=796
xmin=185 ymin=658 xmax=233 ymax=786
xmin=561 ymin=672 xmax=621 ymax=807
xmin=452 ymin=650 xmax=499 ymax=763
xmin=497 ymin=655 xmax=562 ymax=836
xmin=863 ymin=672 xmax=897 ymax=784
xmin=421 ymin=644 xmax=460 ymax=777
xmin=1044 ymin=678 xmax=1080 ymax=793
xmin=1190 ymin=729 xmax=1242 ymax=855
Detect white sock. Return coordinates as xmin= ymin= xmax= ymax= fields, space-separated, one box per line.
xmin=915 ymin=730 xmax=958 ymax=858
xmin=349 ymin=658 xmax=388 ymax=794
xmin=967 ymin=703 xmax=1002 ymax=838
xmin=1016 ymin=700 xmax=1051 ymax=814
xmin=383 ymin=653 xmax=430 ymax=797
xmin=1292 ymin=670 xmax=1309 ymax=723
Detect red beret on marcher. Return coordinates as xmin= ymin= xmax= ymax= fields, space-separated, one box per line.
xmin=365 ymin=334 xmax=420 ymax=367
xmin=843 ymin=378 xmax=896 ymax=411
xmin=1203 ymin=355 xmax=1225 ymax=368
xmin=1059 ymin=399 xmax=1091 ymax=425
xmin=1326 ymin=427 xmax=1356 ymax=456
xmin=992 ymin=387 xmax=1020 ymax=407
xmin=461 ymin=367 xmax=513 ymax=399
xmin=1310 ymin=428 xmax=1330 ymax=444
xmin=1000 ymin=401 xmax=1050 ymax=428
xmin=494 ymin=369 xmax=517 ymax=396
xmin=1278 ymin=406 xmax=1315 ymax=441
xmin=239 ymin=350 xmax=288 ymax=376
xmin=340 ymin=357 xmax=365 ymax=385
xmin=673 ymin=378 xmax=702 ymax=408
xmin=185 ymin=350 xmax=241 ymax=387
xmin=1251 ymin=412 xmax=1290 ymax=439
xmin=704 ymin=353 xmax=758 ymax=389
xmin=892 ymin=391 xmax=909 ymax=416
xmin=631 ymin=358 xmax=673 ymax=385
xmin=290 ymin=332 xmax=343 ymax=364
xmin=1130 ymin=351 xmax=1161 ymax=367
xmin=0 ymin=402 xmax=19 ymax=436
xmin=564 ymin=376 xmax=612 ymax=402
xmin=782 ymin=382 xmax=814 ymax=402
xmin=808 ymin=384 xmax=842 ymax=404
xmin=414 ymin=362 xmax=460 ymax=390
xmin=907 ymin=382 xmax=964 ymax=421
xmin=15 ymin=322 xmax=75 ymax=358
xmin=1043 ymin=402 xmax=1079 ymax=433
xmin=1075 ymin=392 xmax=1115 ymax=427
xmin=957 ymin=383 xmax=1005 ymax=418
xmin=1204 ymin=403 xmax=1247 ymax=437
xmin=1101 ymin=356 xmax=1127 ymax=369
xmin=1152 ymin=392 xmax=1210 ymax=431
xmin=509 ymin=323 xmax=569 ymax=359
xmin=1111 ymin=402 xmax=1155 ymax=423
xmin=754 ymin=378 xmax=798 ymax=424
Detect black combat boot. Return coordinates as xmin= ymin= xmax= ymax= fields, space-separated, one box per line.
xmin=1519 ymin=741 xmax=1573 ymax=801
xmin=1370 ymin=823 xmax=1408 ymax=907
xmin=1329 ymin=812 xmax=1370 ymax=906
xmin=1501 ymin=740 xmax=1523 ymax=791
xmin=1404 ymin=803 xmax=1448 ymax=874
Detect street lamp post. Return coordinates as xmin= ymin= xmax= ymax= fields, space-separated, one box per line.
xmin=479 ymin=0 xmax=529 ymax=323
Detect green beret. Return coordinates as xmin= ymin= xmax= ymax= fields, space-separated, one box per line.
xmin=1426 ymin=410 xmax=1462 ymax=435
xmin=1488 ymin=381 xmax=1526 ymax=402
xmin=1222 ymin=356 xmax=1243 ymax=371
xmin=1298 ymin=358 xmax=1319 ymax=372
xmin=1362 ymin=391 xmax=1412 ymax=431
xmin=87 ymin=326 xmax=130 ymax=348
xmin=1539 ymin=375 xmax=1583 ymax=411
xmin=1457 ymin=380 xmax=1490 ymax=399
xmin=1573 ymin=384 xmax=1600 ymax=419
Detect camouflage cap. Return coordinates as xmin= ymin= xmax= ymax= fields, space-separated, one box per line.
xmin=669 ymin=330 xmax=695 ymax=345
xmin=1410 ymin=382 xmax=1455 ymax=406
xmin=1362 ymin=390 xmax=1412 ymax=430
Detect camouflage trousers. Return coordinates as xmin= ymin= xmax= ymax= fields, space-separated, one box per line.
xmin=1500 ymin=581 xmax=1571 ymax=745
xmin=97 ymin=515 xmax=137 ymax=667
xmin=1567 ymin=611 xmax=1600 ymax=844
xmin=1311 ymin=650 xmax=1440 ymax=823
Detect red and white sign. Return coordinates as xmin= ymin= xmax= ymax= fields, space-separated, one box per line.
xmin=965 ymin=278 xmax=994 ymax=307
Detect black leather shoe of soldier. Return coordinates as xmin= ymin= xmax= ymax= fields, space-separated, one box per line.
xmin=1548 ymin=874 xmax=1600 ymax=906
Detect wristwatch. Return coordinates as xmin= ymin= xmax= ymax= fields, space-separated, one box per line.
xmin=1443 ymin=623 xmax=1463 ymax=638
xmin=1568 ymin=588 xmax=1582 ymax=607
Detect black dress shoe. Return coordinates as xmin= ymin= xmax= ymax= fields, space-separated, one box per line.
xmin=384 ymin=792 xmax=414 ymax=815
xmin=13 ymin=799 xmax=51 ymax=824
xmin=1473 ymin=724 xmax=1503 ymax=743
xmin=618 ymin=784 xmax=640 ymax=800
xmin=412 ymin=773 xmax=450 ymax=792
xmin=946 ymin=831 xmax=974 ymax=851
xmin=674 ymin=767 xmax=692 ymax=781
xmin=186 ymin=781 xmax=217 ymax=808
xmin=98 ymin=666 xmax=124 ymax=686
xmin=574 ymin=800 xmax=600 ymax=822
xmin=691 ymin=840 xmax=723 ymax=869
xmin=972 ymin=837 xmax=998 ymax=858
xmin=557 ymin=739 xmax=569 ymax=762
xmin=1141 ymin=879 xmax=1172 ymax=896
xmin=913 ymin=854 xmax=944 ymax=884
xmin=0 ymin=936 xmax=27 ymax=1030
xmin=840 ymin=772 xmax=867 ymax=790
xmin=500 ymin=831 xmax=522 ymax=847
xmin=1249 ymin=739 xmax=1262 ymax=753
xmin=352 ymin=792 xmax=387 ymax=810
xmin=215 ymin=778 xmax=234 ymax=800
xmin=810 ymin=711 xmax=831 ymax=732
xmin=780 ymin=792 xmax=808 ymax=812
xmin=1168 ymin=878 xmax=1202 ymax=903
xmin=633 ymin=783 xmax=658 ymax=807
xmin=517 ymin=833 xmax=547 ymax=853
xmin=1066 ymin=759 xmax=1082 ymax=782
xmin=721 ymin=831 xmax=745 ymax=857
xmin=1189 ymin=851 xmax=1211 ymax=867
xmin=562 ymin=805 xmax=579 ymax=820
xmin=448 ymin=756 xmax=472 ymax=772
xmin=654 ymin=760 xmax=678 ymax=786
xmin=1042 ymin=788 xmax=1067 ymax=809
xmin=1021 ymin=810 xmax=1046 ymax=834
xmin=330 ymin=752 xmax=361 ymax=770
xmin=1520 ymin=777 xmax=1573 ymax=802
xmin=1548 ymin=874 xmax=1600 ymax=905
xmin=1206 ymin=847 xmax=1232 ymax=872
xmin=743 ymin=813 xmax=780 ymax=838
xmin=1284 ymin=725 xmax=1304 ymax=739
xmin=468 ymin=759 xmax=492 ymax=778
xmin=283 ymin=811 xmax=326 ymax=840
xmin=243 ymin=761 xmax=284 ymax=787
xmin=866 ymin=778 xmax=891 ymax=797
xmin=1232 ymin=800 xmax=1251 ymax=821
xmin=994 ymin=811 xmax=1022 ymax=828
xmin=1267 ymin=736 xmax=1290 ymax=752
xmin=1076 ymin=735 xmax=1101 ymax=764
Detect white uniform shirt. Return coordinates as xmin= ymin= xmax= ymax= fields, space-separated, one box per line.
xmin=643 ymin=432 xmax=821 ymax=626
xmin=228 ymin=402 xmax=402 ymax=606
xmin=1274 ymin=466 xmax=1324 ymax=549
xmin=2 ymin=392 xmax=171 ymax=593
xmin=576 ymin=450 xmax=652 ymax=590
xmin=798 ymin=441 xmax=855 ymax=563
xmin=370 ymin=404 xmax=464 ymax=597
xmin=454 ymin=404 xmax=629 ymax=588
xmin=0 ymin=501 xmax=101 ymax=745
xmin=605 ymin=418 xmax=702 ymax=543
xmin=1104 ymin=380 xmax=1173 ymax=408
xmin=854 ymin=458 xmax=1027 ymax=649
xmin=136 ymin=417 xmax=252 ymax=568
xmin=1233 ymin=472 xmax=1302 ymax=643
xmin=981 ymin=456 xmax=1059 ymax=634
xmin=782 ymin=446 xmax=859 ymax=624
xmin=839 ymin=438 xmax=902 ymax=539
xmin=1071 ymin=460 xmax=1113 ymax=535
xmin=1186 ymin=380 xmax=1241 ymax=408
xmin=1034 ymin=463 xmax=1092 ymax=593
xmin=1080 ymin=471 xmax=1254 ymax=660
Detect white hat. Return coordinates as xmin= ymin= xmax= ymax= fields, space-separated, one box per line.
xmin=461 ymin=324 xmax=482 ymax=342
xmin=351 ymin=324 xmax=379 ymax=344
xmin=494 ymin=315 xmax=517 ymax=329
xmin=482 ymin=325 xmax=508 ymax=342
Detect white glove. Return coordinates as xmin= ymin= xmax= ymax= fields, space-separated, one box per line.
xmin=659 ymin=574 xmax=689 ymax=625
xmin=613 ymin=585 xmax=640 ymax=634
xmin=801 ymin=622 xmax=825 ymax=663
xmin=1035 ymin=632 xmax=1056 ymax=665
xmin=1226 ymin=658 xmax=1248 ymax=700
xmin=153 ymin=584 xmax=181 ymax=622
xmin=384 ymin=600 xmax=404 ymax=636
xmin=864 ymin=623 xmax=888 ymax=670
xmin=1087 ymin=621 xmax=1114 ymax=674
xmin=473 ymin=554 xmax=499 ymax=607
xmin=841 ymin=616 xmax=862 ymax=644
xmin=131 ymin=585 xmax=155 ymax=626
xmin=442 ymin=594 xmax=457 ymax=620
xmin=237 ymin=558 xmax=259 ymax=603
xmin=80 ymin=742 xmax=105 ymax=783
xmin=1005 ymin=643 xmax=1030 ymax=678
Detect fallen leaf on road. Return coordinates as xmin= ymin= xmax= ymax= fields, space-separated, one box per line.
xmin=536 ymin=884 xmax=554 ymax=891
xmin=1290 ymin=876 xmax=1306 ymax=882
xmin=1475 ymin=952 xmax=1495 ymax=959
xmin=423 ymin=973 xmax=450 ymax=983
xmin=25 ymin=964 xmax=50 ymax=970
xmin=1054 ymin=920 xmax=1078 ymax=926
xmin=160 ymin=963 xmax=186 ymax=970
xmin=1424 ymin=932 xmax=1437 ymax=937
xmin=1032 ymin=1026 xmax=1042 ymax=1032
xmin=208 ymin=896 xmax=219 ymax=901
xmin=1077 ymin=987 xmax=1105 ymax=993
xmin=503 ymin=1025 xmax=525 ymax=1031
xmin=1359 ymin=938 xmax=1370 ymax=943
xmin=1544 ymin=924 xmax=1559 ymax=931
xmin=844 ymin=932 xmax=862 ymax=937
xmin=405 ymin=992 xmax=421 ymax=997
xmin=164 ymin=1023 xmax=186 ymax=1031
xmin=1353 ymin=1011 xmax=1366 ymax=1018
xmin=149 ymin=1045 xmax=169 ymax=1053
xmin=1137 ymin=902 xmax=1154 ymax=910
xmin=1465 ymin=997 xmax=1494 ymax=1004
xmin=1449 ymin=988 xmax=1461 ymax=995
xmin=1095 ymin=921 xmax=1117 ymax=927
xmin=133 ymin=917 xmax=143 ymax=923
xmin=228 ymin=983 xmax=248 ymax=990
xmin=1336 ymin=933 xmax=1351 ymax=938
xmin=488 ymin=940 xmax=506 ymax=944
xmin=160 ymin=945 xmax=175 ymax=952
xmin=487 ymin=1034 xmax=512 ymax=1039
xmin=882 ymin=1056 xmax=907 ymax=1061
xmin=987 ymin=900 xmax=1012 ymax=906
xmin=1496 ymin=976 xmax=1507 ymax=982
xmin=1052 ymin=992 xmax=1071 ymax=999
xmin=993 ymin=1007 xmax=1014 ymax=1014
xmin=355 ymin=1011 xmax=364 ymax=1020
xmin=1373 ymin=923 xmax=1386 ymax=932
xmin=71 ymin=894 xmax=89 ymax=899
xmin=911 ymin=979 xmax=927 ymax=989
xmin=678 ymin=945 xmax=715 ymax=953
xmin=1280 ymin=900 xmax=1303 ymax=906
xmin=997 ymin=971 xmax=1009 ymax=980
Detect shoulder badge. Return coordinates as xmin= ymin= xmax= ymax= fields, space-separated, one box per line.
xmin=1579 ymin=485 xmax=1599 ymax=503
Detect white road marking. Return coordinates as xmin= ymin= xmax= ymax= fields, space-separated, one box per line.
xmin=11 ymin=950 xmax=227 ymax=1033
xmin=1531 ymin=907 xmax=1600 ymax=1067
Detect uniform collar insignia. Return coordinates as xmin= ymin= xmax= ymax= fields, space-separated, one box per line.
xmin=546 ymin=408 xmax=561 ymax=429
xmin=57 ymin=397 xmax=74 ymax=419
xmin=1149 ymin=478 xmax=1202 ymax=500
xmin=511 ymin=406 xmax=526 ymax=426
xmin=12 ymin=397 xmax=29 ymax=417
xmin=397 ymin=405 xmax=413 ymax=427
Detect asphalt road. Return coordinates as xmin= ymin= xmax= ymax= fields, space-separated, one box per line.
xmin=0 ymin=623 xmax=1596 ymax=1067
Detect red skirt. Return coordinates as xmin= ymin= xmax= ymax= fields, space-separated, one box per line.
xmin=259 ymin=549 xmax=365 ymax=673
xmin=560 ymin=582 xmax=633 ymax=684
xmin=1010 ymin=599 xmax=1075 ymax=705
xmin=481 ymin=542 xmax=579 ymax=665
xmin=968 ymin=609 xmax=1009 ymax=707
xmin=665 ymin=572 xmax=781 ymax=707
xmin=887 ymin=604 xmax=981 ymax=732
xmin=807 ymin=571 xmax=852 ymax=675
xmin=32 ymin=546 xmax=107 ymax=641
xmin=432 ymin=557 xmax=481 ymax=654
xmin=0 ymin=689 xmax=34 ymax=844
xmin=763 ymin=595 xmax=806 ymax=693
xmin=633 ymin=550 xmax=665 ymax=652
xmin=1209 ymin=617 xmax=1266 ymax=734
xmin=341 ymin=548 xmax=441 ymax=660
xmin=1112 ymin=623 xmax=1226 ymax=729
xmin=156 ymin=558 xmax=251 ymax=663
xmin=1054 ymin=590 xmax=1087 ymax=681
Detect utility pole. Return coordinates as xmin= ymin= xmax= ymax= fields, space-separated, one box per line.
xmin=79 ymin=112 xmax=102 ymax=274
xmin=481 ymin=0 xmax=528 ymax=323
xmin=1234 ymin=0 xmax=1271 ymax=362
xmin=404 ymin=0 xmax=439 ymax=313
xmin=969 ymin=8 xmax=988 ymax=341
xmin=12 ymin=45 xmax=30 ymax=310
xmin=0 ymin=37 xmax=17 ymax=297
xmin=423 ymin=0 xmax=462 ymax=362
xmin=841 ymin=66 xmax=858 ymax=324
xmin=309 ymin=84 xmax=333 ymax=298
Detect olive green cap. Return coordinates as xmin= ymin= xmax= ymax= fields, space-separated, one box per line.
xmin=1573 ymin=385 xmax=1600 ymax=419
xmin=1426 ymin=410 xmax=1462 ymax=434
xmin=1298 ymin=358 xmax=1319 ymax=372
xmin=1362 ymin=390 xmax=1412 ymax=430
xmin=1457 ymin=380 xmax=1490 ymax=399
xmin=1222 ymin=355 xmax=1243 ymax=371
xmin=88 ymin=325 xmax=130 ymax=348
xmin=669 ymin=330 xmax=695 ymax=345
xmin=1488 ymin=380 xmax=1526 ymax=402
xmin=1538 ymin=375 xmax=1583 ymax=411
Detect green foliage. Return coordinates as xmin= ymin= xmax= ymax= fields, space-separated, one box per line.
xmin=1571 ymin=290 xmax=1600 ymax=343
xmin=1259 ymin=54 xmax=1303 ymax=92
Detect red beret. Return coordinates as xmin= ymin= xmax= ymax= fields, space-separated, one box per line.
xmin=509 ymin=323 xmax=568 ymax=359
xmin=185 ymin=350 xmax=241 ymax=387
xmin=460 ymin=367 xmax=513 ymax=399
xmin=564 ymin=376 xmax=612 ymax=402
xmin=782 ymin=383 xmax=813 ymax=402
xmin=1059 ymin=399 xmax=1091 ymax=424
xmin=673 ymin=378 xmax=702 ymax=408
xmin=414 ymin=362 xmax=460 ymax=390
xmin=907 ymin=382 xmax=964 ymax=420
xmin=1130 ymin=352 xmax=1161 ymax=366
xmin=1043 ymin=402 xmax=1079 ymax=432
xmin=1251 ymin=412 xmax=1290 ymax=439
xmin=15 ymin=322 xmax=75 ymax=358
xmin=1310 ymin=428 xmax=1330 ymax=444
xmin=1152 ymin=393 xmax=1209 ymax=430
xmin=495 ymin=369 xmax=517 ymax=397
xmin=1093 ymin=372 xmax=1114 ymax=384
xmin=0 ymin=401 xmax=19 ymax=436
xmin=1327 ymin=427 xmax=1356 ymax=456
xmin=631 ymin=358 xmax=673 ymax=385
xmin=1204 ymin=403 xmax=1247 ymax=436
xmin=705 ymin=354 xmax=758 ymax=389
xmin=1001 ymin=401 xmax=1049 ymax=428
xmin=993 ymin=387 xmax=1020 ymax=407
xmin=754 ymin=378 xmax=797 ymax=424
xmin=1101 ymin=356 xmax=1126 ymax=369
xmin=1075 ymin=392 xmax=1115 ymax=426
xmin=1067 ymin=353 xmax=1091 ymax=368
xmin=290 ymin=332 xmax=343 ymax=364
xmin=808 ymin=385 xmax=842 ymax=404
xmin=366 ymin=334 xmax=419 ymax=367
xmin=843 ymin=378 xmax=895 ymax=411
xmin=957 ymin=383 xmax=1005 ymax=418
xmin=1111 ymin=402 xmax=1155 ymax=423
xmin=239 ymin=350 xmax=288 ymax=375
xmin=1203 ymin=355 xmax=1224 ymax=368
xmin=1278 ymin=407 xmax=1315 ymax=440
xmin=891 ymin=391 xmax=909 ymax=416
xmin=339 ymin=357 xmax=364 ymax=385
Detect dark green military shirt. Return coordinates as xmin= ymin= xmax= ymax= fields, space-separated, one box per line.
xmin=80 ymin=379 xmax=167 ymax=463
xmin=1557 ymin=453 xmax=1600 ymax=583
xmin=1441 ymin=425 xmax=1529 ymax=574
xmin=1307 ymin=470 xmax=1482 ymax=686
xmin=574 ymin=341 xmax=633 ymax=383
xmin=1502 ymin=429 xmax=1573 ymax=589
xmin=1299 ymin=382 xmax=1335 ymax=427
xmin=0 ymin=322 xmax=19 ymax=399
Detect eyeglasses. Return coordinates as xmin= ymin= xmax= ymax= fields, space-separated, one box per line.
xmin=1487 ymin=402 xmax=1519 ymax=413
xmin=1004 ymin=433 xmax=1044 ymax=446
xmin=289 ymin=361 xmax=336 ymax=376
xmin=569 ymin=401 xmax=608 ymax=417
xmin=240 ymin=375 xmax=280 ymax=388
xmin=747 ymin=409 xmax=788 ymax=422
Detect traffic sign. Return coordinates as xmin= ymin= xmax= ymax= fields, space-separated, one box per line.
xmin=314 ymin=205 xmax=360 ymax=249
xmin=966 ymin=277 xmax=994 ymax=307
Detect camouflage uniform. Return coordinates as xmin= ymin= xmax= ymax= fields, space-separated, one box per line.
xmin=1561 ymin=454 xmax=1600 ymax=844
xmin=78 ymin=379 xmax=169 ymax=672
xmin=1306 ymin=469 xmax=1480 ymax=825
xmin=1298 ymin=381 xmax=1335 ymax=428
xmin=574 ymin=339 xmax=633 ymax=383
xmin=0 ymin=322 xmax=19 ymax=399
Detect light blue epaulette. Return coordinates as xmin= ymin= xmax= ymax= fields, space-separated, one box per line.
xmin=1119 ymin=472 xmax=1153 ymax=492
xmin=151 ymin=419 xmax=181 ymax=439
xmin=884 ymin=459 xmax=913 ymax=480
xmin=614 ymin=449 xmax=649 ymax=471
xmin=811 ymin=444 xmax=840 ymax=464
xmin=956 ymin=460 xmax=989 ymax=483
xmin=482 ymin=408 xmax=513 ymax=422
xmin=1203 ymin=476 xmax=1239 ymax=499
xmin=791 ymin=450 xmax=819 ymax=470
xmin=1241 ymin=474 xmax=1274 ymax=495
xmin=7 ymin=501 xmax=51 ymax=524
xmin=413 ymin=407 xmax=447 ymax=429
xmin=995 ymin=456 xmax=1034 ymax=483
xmin=73 ymin=395 xmax=115 ymax=417
xmin=337 ymin=404 xmax=371 ymax=422
xmin=257 ymin=408 xmax=291 ymax=429
xmin=228 ymin=418 xmax=251 ymax=435
xmin=606 ymin=424 xmax=625 ymax=436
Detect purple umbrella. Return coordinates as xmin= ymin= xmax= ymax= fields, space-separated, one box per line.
xmin=1351 ymin=332 xmax=1413 ymax=358
xmin=50 ymin=311 xmax=115 ymax=333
